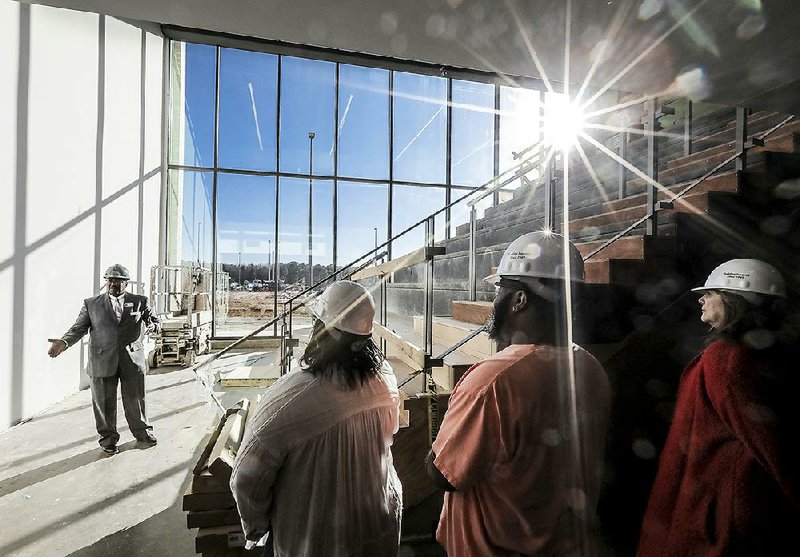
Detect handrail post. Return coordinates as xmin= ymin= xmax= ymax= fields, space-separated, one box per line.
xmin=279 ymin=312 xmax=287 ymax=375
xmin=735 ymin=107 xmax=748 ymax=172
xmin=423 ymin=217 xmax=434 ymax=356
xmin=545 ymin=155 xmax=558 ymax=231
xmin=286 ymin=300 xmax=294 ymax=373
xmin=380 ymin=278 xmax=388 ymax=354
xmin=424 ymin=215 xmax=438 ymax=445
xmin=468 ymin=206 xmax=477 ymax=302
xmin=618 ymin=131 xmax=628 ymax=199
xmin=643 ymin=98 xmax=659 ymax=235
xmin=684 ymin=100 xmax=693 ymax=156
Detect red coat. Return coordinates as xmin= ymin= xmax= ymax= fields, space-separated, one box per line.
xmin=638 ymin=339 xmax=800 ymax=557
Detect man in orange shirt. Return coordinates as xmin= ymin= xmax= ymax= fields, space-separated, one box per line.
xmin=426 ymin=231 xmax=611 ymax=556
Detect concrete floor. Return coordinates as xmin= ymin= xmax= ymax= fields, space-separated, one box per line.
xmin=0 ymin=345 xmax=445 ymax=556
xmin=0 ymin=366 xmax=217 ymax=556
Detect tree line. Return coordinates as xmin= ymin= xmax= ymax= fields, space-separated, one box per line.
xmin=222 ymin=262 xmax=336 ymax=285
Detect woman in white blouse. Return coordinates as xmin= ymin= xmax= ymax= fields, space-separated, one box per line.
xmin=231 ymin=280 xmax=402 ymax=556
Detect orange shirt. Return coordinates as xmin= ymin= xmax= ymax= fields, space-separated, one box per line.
xmin=433 ymin=343 xmax=611 ymax=556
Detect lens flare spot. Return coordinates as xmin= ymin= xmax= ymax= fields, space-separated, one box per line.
xmin=671 ymin=67 xmax=712 ymax=101
xmin=737 ymin=13 xmax=766 ymax=39
xmin=544 ymin=93 xmax=586 ymax=150
xmin=638 ymin=0 xmax=665 ymax=20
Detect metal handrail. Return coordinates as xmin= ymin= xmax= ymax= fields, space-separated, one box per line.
xmin=582 ymin=114 xmax=795 ymax=262
xmin=468 ymin=142 xmax=547 ymax=208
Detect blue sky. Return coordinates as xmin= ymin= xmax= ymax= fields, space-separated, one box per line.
xmin=172 ymin=42 xmax=544 ymax=268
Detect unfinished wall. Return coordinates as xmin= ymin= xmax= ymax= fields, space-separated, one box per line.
xmin=0 ymin=0 xmax=164 ymax=430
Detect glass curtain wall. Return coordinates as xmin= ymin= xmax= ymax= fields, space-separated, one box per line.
xmin=168 ymin=39 xmax=548 ymax=337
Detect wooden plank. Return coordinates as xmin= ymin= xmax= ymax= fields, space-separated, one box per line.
xmin=431 ymin=362 xmax=473 ymax=393
xmin=208 ymin=399 xmax=251 ymax=482
xmin=372 ymin=322 xmax=426 ymax=369
xmin=191 ymin=472 xmax=230 ymax=494
xmin=349 ymin=246 xmax=445 ymax=280
xmin=201 ymin=550 xmax=247 ymax=557
xmin=219 ymin=364 xmax=280 ymax=387
xmin=391 ymin=394 xmax=451 ymax=509
xmin=195 ymin=525 xmax=246 ymax=553
xmin=413 ymin=316 xmax=495 ymax=360
xmin=187 ymin=508 xmax=241 ymax=529
xmin=451 ymin=300 xmax=494 ymax=325
xmin=397 ymin=388 xmax=411 ymax=429
xmin=193 ymin=413 xmax=230 ymax=476
xmin=182 ymin=485 xmax=236 ymax=512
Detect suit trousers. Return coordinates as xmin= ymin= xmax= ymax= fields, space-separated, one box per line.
xmin=89 ymin=355 xmax=151 ymax=447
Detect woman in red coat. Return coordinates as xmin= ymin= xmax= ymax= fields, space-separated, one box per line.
xmin=638 ymin=259 xmax=800 ymax=557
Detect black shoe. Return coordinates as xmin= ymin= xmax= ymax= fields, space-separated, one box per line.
xmin=136 ymin=431 xmax=157 ymax=446
xmin=102 ymin=445 xmax=119 ymax=455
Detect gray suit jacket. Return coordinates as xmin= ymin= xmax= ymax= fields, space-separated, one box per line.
xmin=61 ymin=292 xmax=161 ymax=377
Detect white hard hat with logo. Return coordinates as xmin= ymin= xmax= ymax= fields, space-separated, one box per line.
xmin=484 ymin=230 xmax=585 ymax=286
xmin=692 ymin=259 xmax=786 ymax=302
xmin=308 ymin=280 xmax=376 ymax=336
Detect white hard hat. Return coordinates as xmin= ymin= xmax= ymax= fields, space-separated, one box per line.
xmin=308 ymin=280 xmax=375 ymax=335
xmin=484 ymin=230 xmax=585 ymax=285
xmin=104 ymin=264 xmax=130 ymax=280
xmin=692 ymin=259 xmax=786 ymax=301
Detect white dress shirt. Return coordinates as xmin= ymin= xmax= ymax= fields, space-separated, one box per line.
xmin=109 ymin=293 xmax=124 ymax=322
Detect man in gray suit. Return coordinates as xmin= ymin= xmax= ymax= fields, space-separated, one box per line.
xmin=48 ymin=264 xmax=162 ymax=455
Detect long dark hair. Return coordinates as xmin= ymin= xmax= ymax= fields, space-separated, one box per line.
xmin=709 ymin=290 xmax=794 ymax=349
xmin=300 ymin=319 xmax=385 ymax=389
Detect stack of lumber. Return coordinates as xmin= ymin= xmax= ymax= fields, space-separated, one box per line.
xmin=184 ymin=398 xmax=256 ymax=556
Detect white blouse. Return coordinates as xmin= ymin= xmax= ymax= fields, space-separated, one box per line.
xmin=230 ymin=362 xmax=402 ymax=556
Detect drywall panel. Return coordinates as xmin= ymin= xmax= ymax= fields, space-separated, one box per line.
xmin=140 ymin=173 xmax=162 ymax=296
xmin=103 ymin=17 xmax=142 ymax=199
xmin=26 ymin=5 xmax=98 ymax=247
xmin=0 ymin=1 xmax=19 ymax=263
xmin=24 ymin=214 xmax=95 ymax=420
xmin=99 ymin=187 xmax=144 ymax=291
xmin=144 ymin=32 xmax=164 ymax=171
xmin=0 ymin=268 xmax=13 ymax=430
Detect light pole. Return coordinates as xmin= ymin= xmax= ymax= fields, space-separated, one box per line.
xmin=237 ymin=251 xmax=242 ymax=285
xmin=267 ymin=239 xmax=272 ymax=282
xmin=308 ymin=131 xmax=315 ymax=288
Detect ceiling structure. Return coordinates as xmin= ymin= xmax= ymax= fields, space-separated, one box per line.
xmin=20 ymin=0 xmax=800 ymax=114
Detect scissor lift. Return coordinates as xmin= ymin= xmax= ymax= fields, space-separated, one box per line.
xmin=148 ymin=265 xmax=224 ymax=367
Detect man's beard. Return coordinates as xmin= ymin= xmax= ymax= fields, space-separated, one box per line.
xmin=487 ymin=291 xmax=513 ymax=342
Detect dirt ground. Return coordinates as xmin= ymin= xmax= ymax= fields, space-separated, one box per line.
xmin=226 ymin=291 xmax=310 ymax=317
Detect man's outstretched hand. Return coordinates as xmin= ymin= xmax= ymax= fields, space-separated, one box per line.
xmin=48 ymin=339 xmax=67 ymax=358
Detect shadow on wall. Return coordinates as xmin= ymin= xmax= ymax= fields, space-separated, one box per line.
xmin=5 ymin=6 xmax=162 ymax=429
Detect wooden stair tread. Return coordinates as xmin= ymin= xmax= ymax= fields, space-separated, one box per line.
xmin=452 ymin=300 xmax=494 ymax=325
